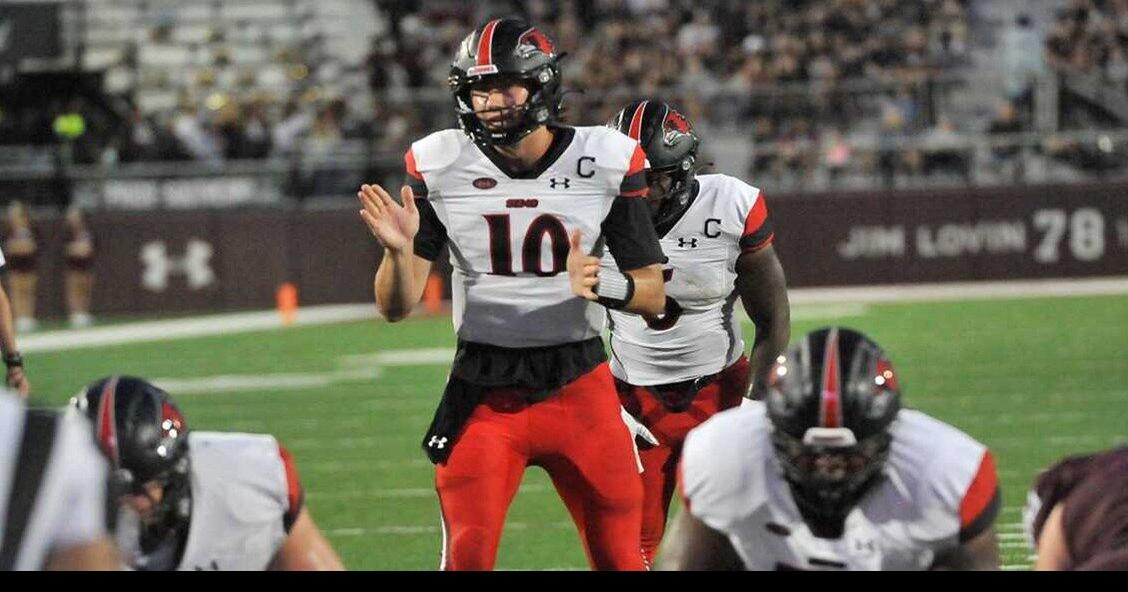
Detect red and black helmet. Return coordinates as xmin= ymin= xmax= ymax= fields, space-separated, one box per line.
xmin=607 ymin=100 xmax=700 ymax=228
xmin=448 ymin=18 xmax=564 ymax=147
xmin=72 ymin=376 xmax=191 ymax=527
xmin=765 ymin=327 xmax=902 ymax=533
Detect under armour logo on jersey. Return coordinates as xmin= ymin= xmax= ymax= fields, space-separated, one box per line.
xmin=140 ymin=240 xmax=216 ymax=292
xmin=549 ymin=177 xmax=570 ymax=189
xmin=678 ymin=237 xmax=698 ymax=248
xmin=428 ymin=436 xmax=448 ymax=449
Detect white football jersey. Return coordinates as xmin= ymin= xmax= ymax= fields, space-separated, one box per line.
xmin=604 ymin=173 xmax=773 ymax=384
xmin=122 ymin=432 xmax=301 ymax=571
xmin=0 ymin=398 xmax=110 ymax=571
xmin=407 ymin=126 xmax=656 ymax=348
xmin=680 ymin=402 xmax=998 ymax=571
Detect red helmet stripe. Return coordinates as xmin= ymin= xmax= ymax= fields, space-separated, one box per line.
xmin=627 ymin=100 xmax=649 ymax=142
xmin=96 ymin=376 xmax=120 ymax=467
xmin=819 ymin=329 xmax=842 ymax=428
xmin=477 ymin=19 xmax=501 ymax=67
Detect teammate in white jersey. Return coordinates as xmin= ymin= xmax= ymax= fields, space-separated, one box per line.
xmin=357 ymin=18 xmax=666 ymax=570
xmin=0 ymin=246 xmax=30 ymax=398
xmin=71 ymin=376 xmax=344 ymax=571
xmin=661 ymin=327 xmax=1000 ymax=570
xmin=603 ymin=100 xmax=790 ymax=563
xmin=0 ymin=394 xmax=118 ymax=570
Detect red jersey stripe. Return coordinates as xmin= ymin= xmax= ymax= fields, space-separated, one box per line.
xmin=960 ymin=451 xmax=999 ymax=528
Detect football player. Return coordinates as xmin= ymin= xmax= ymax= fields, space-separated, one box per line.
xmin=660 ymin=327 xmax=1000 ymax=570
xmin=357 ymin=17 xmax=667 ymax=570
xmin=0 ymin=393 xmax=119 ymax=570
xmin=71 ymin=376 xmax=344 ymax=571
xmin=1024 ymin=446 xmax=1128 ymax=570
xmin=603 ymin=100 xmax=791 ymax=563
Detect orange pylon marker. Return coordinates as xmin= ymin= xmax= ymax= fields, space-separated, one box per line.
xmin=423 ymin=273 xmax=443 ymax=315
xmin=277 ymin=282 xmax=299 ymax=326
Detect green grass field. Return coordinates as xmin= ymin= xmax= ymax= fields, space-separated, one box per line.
xmin=27 ymin=293 xmax=1128 ymax=570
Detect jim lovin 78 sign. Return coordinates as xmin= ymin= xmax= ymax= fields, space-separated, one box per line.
xmin=768 ymin=182 xmax=1128 ymax=287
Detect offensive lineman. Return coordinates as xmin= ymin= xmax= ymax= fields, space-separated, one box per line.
xmin=357 ymin=18 xmax=666 ymax=570
xmin=660 ymin=327 xmax=1000 ymax=570
xmin=72 ymin=376 xmax=344 ymax=571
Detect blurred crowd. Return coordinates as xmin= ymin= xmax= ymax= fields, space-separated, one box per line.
xmin=2 ymin=0 xmax=1127 ymax=194
xmin=1045 ymin=0 xmax=1128 ymax=86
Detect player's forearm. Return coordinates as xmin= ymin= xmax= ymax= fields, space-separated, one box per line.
xmin=623 ymin=264 xmax=666 ymax=316
xmin=0 ymin=287 xmax=19 ymax=355
xmin=374 ymin=248 xmax=418 ymax=322
xmin=745 ymin=297 xmax=790 ymax=399
xmin=271 ymin=510 xmax=346 ymax=571
xmin=736 ymin=250 xmax=791 ymax=399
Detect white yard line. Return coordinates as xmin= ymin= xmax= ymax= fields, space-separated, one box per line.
xmin=325 ymin=520 xmax=574 ymax=537
xmin=308 ymin=483 xmax=550 ymax=501
xmin=152 ymin=368 xmax=381 ymax=395
xmin=22 ymin=277 xmax=1128 ymax=353
xmin=21 ymin=303 xmax=376 ymax=353
xmin=787 ymin=276 xmax=1128 ymax=305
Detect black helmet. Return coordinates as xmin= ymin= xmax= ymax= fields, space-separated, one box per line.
xmin=607 ymin=100 xmax=700 ymax=228
xmin=448 ymin=18 xmax=564 ymax=147
xmin=72 ymin=376 xmax=190 ymax=532
xmin=765 ymin=327 xmax=901 ymax=536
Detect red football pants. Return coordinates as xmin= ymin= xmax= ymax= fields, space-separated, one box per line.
xmin=434 ymin=362 xmax=647 ymax=571
xmin=616 ymin=356 xmax=751 ymax=565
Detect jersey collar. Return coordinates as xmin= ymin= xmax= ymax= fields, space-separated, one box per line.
xmin=474 ymin=125 xmax=576 ymax=180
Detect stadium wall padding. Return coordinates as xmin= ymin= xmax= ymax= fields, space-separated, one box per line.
xmin=10 ymin=182 xmax=1128 ymax=318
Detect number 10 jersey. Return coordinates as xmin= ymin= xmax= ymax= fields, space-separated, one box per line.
xmin=407 ymin=125 xmax=664 ymax=348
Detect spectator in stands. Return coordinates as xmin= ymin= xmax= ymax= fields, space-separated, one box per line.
xmin=172 ymin=101 xmax=222 ymax=162
xmin=1001 ymin=13 xmax=1045 ymax=113
xmin=4 ymin=201 xmax=38 ymax=335
xmin=987 ymin=98 xmax=1025 ymax=183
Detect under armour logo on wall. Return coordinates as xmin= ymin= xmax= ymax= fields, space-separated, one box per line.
xmin=428 ymin=436 xmax=448 ymax=449
xmin=140 ymin=239 xmax=216 ymax=292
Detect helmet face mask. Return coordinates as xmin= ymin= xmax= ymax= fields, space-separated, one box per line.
xmin=765 ymin=327 xmax=902 ymax=538
xmin=771 ymin=429 xmax=893 ymax=526
xmin=466 ymin=76 xmax=535 ymax=135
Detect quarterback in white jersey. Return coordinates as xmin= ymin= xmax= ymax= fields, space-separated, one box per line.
xmin=72 ymin=376 xmax=344 ymax=571
xmin=358 ymin=18 xmax=667 ymax=570
xmin=661 ymin=328 xmax=1000 ymax=571
xmin=602 ymin=100 xmax=791 ymax=563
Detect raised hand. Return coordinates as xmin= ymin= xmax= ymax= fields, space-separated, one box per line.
xmin=358 ymin=184 xmax=420 ymax=253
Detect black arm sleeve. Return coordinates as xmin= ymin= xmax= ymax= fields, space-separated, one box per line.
xmin=413 ymin=198 xmax=449 ymax=261
xmin=602 ymin=196 xmax=667 ymax=271
xmin=404 ymin=173 xmax=428 ymax=198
